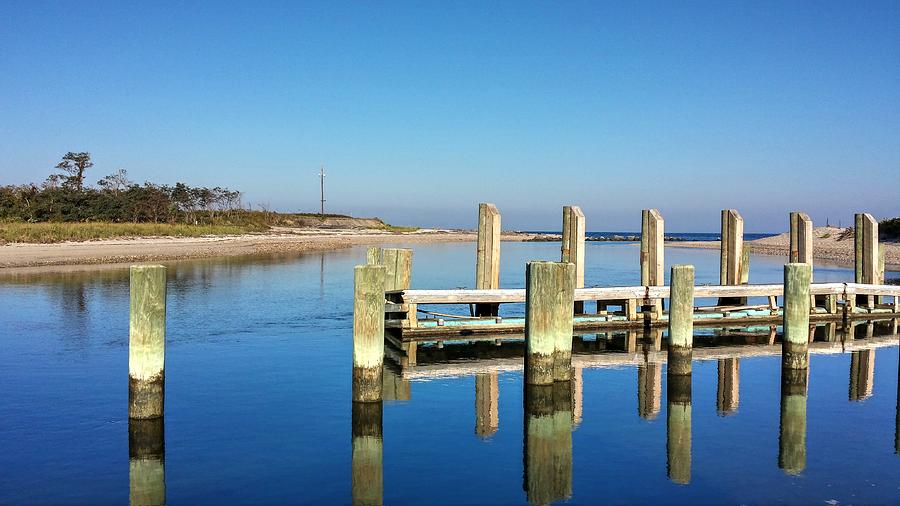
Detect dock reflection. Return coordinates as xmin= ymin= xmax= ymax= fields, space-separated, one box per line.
xmin=523 ymin=382 xmax=573 ymax=506
xmin=129 ymin=418 xmax=165 ymax=506
xmin=476 ymin=372 xmax=499 ymax=438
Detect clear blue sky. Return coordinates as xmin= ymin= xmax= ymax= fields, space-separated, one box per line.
xmin=1 ymin=1 xmax=898 ymax=232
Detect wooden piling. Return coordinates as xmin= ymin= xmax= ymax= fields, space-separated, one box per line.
xmin=641 ymin=209 xmax=665 ymax=320
xmin=855 ymin=213 xmax=879 ymax=308
xmin=666 ymin=367 xmax=692 ymax=485
xmin=351 ymin=401 xmax=383 ymax=506
xmin=789 ymin=212 xmax=813 ymax=264
xmin=716 ymin=358 xmax=740 ymax=415
xmin=783 ymin=263 xmax=811 ymax=370
xmin=778 ymin=367 xmax=807 ymax=475
xmin=372 ymin=248 xmax=416 ymax=328
xmin=475 ymin=372 xmax=499 ymax=438
xmin=475 ymin=203 xmax=501 ymax=317
xmin=129 ymin=265 xmax=167 ymax=420
xmin=719 ymin=210 xmax=744 ymax=285
xmin=668 ymin=265 xmax=694 ymax=376
xmin=525 ymin=262 xmax=576 ymax=385
xmin=353 ymin=265 xmax=386 ymax=403
xmin=129 ymin=418 xmax=165 ymax=506
xmin=561 ymin=206 xmax=586 ymax=314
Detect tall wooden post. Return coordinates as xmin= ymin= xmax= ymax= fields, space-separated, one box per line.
xmin=475 ymin=372 xmax=499 ymax=438
xmin=790 ymin=212 xmax=813 ymax=265
xmin=561 ymin=206 xmax=586 ymax=314
xmin=641 ymin=209 xmax=665 ymax=320
xmin=849 ymin=349 xmax=875 ymax=401
xmin=129 ymin=265 xmax=167 ymax=420
xmin=779 ymin=366 xmax=807 ymax=475
xmin=668 ymin=265 xmax=694 ymax=376
xmin=129 ymin=418 xmax=165 ymax=506
xmin=475 ymin=203 xmax=501 ymax=317
xmin=351 ymin=401 xmax=383 ymax=506
xmin=525 ymin=262 xmax=575 ymax=385
xmin=353 ymin=265 xmax=386 ymax=403
xmin=716 ymin=358 xmax=740 ymax=415
xmin=370 ymin=247 xmax=416 ymax=329
xmin=855 ymin=213 xmax=879 ymax=308
xmin=719 ymin=210 xmax=745 ymax=305
xmin=783 ymin=263 xmax=811 ymax=370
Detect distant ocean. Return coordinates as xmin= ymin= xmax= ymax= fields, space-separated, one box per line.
xmin=527 ymin=231 xmax=777 ymax=241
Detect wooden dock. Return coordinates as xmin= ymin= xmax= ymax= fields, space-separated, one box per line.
xmin=362 ymin=205 xmax=898 ymax=364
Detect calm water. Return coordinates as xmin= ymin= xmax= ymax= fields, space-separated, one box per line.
xmin=1 ymin=241 xmax=899 ymax=505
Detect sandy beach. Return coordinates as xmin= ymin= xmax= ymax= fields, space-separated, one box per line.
xmin=0 ymin=227 xmax=542 ymax=269
xmin=670 ymin=226 xmax=900 ymax=271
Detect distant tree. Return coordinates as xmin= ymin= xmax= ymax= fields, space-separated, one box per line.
xmin=97 ymin=168 xmax=131 ymax=193
xmin=54 ymin=152 xmax=93 ymax=191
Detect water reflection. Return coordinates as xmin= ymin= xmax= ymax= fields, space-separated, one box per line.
xmin=778 ymin=367 xmax=808 ymax=475
xmin=475 ymin=372 xmax=499 ymax=438
xmin=850 ymin=349 xmax=875 ymax=401
xmin=666 ymin=345 xmax=692 ymax=485
xmin=637 ymin=362 xmax=661 ymax=420
xmin=716 ymin=358 xmax=740 ymax=415
xmin=128 ymin=418 xmax=165 ymax=506
xmin=351 ymin=402 xmax=383 ymax=506
xmin=523 ymin=382 xmax=573 ymax=506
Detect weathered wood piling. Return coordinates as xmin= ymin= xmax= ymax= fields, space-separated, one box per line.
xmin=778 ymin=365 xmax=807 ymax=475
xmin=475 ymin=203 xmax=501 ymax=317
xmin=129 ymin=265 xmax=167 ymax=420
xmin=475 ymin=372 xmax=499 ymax=438
xmin=525 ymin=261 xmax=575 ymax=385
xmin=129 ymin=418 xmax=165 ymax=506
xmin=351 ymin=401 xmax=383 ymax=506
xmin=353 ymin=264 xmax=386 ymax=403
xmin=561 ymin=206 xmax=586 ymax=314
xmin=668 ymin=265 xmax=694 ymax=375
xmin=789 ymin=212 xmax=813 ymax=264
xmin=641 ymin=209 xmax=665 ymax=320
xmin=782 ymin=263 xmax=811 ymax=370
xmin=856 ymin=213 xmax=881 ymax=308
xmin=719 ymin=210 xmax=745 ymax=305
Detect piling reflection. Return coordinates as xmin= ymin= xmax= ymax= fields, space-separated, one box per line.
xmin=571 ymin=366 xmax=583 ymax=427
xmin=475 ymin=372 xmax=499 ymax=438
xmin=716 ymin=358 xmax=740 ymax=415
xmin=666 ymin=347 xmax=692 ymax=485
xmin=778 ymin=367 xmax=808 ymax=475
xmin=352 ymin=402 xmax=383 ymax=506
xmin=850 ymin=349 xmax=875 ymax=401
xmin=638 ymin=362 xmax=662 ymax=420
xmin=523 ymin=382 xmax=573 ymax=506
xmin=382 ymin=365 xmax=410 ymax=402
xmin=129 ymin=418 xmax=165 ymax=506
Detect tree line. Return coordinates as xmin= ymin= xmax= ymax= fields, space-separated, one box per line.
xmin=1 ymin=152 xmax=246 ymax=223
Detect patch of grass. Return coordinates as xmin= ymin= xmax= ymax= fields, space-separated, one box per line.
xmin=820 ymin=232 xmax=831 ymax=239
xmin=380 ymin=224 xmax=419 ymax=233
xmin=0 ymin=221 xmax=268 ymax=244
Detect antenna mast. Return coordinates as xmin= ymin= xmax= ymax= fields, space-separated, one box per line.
xmin=319 ymin=165 xmax=326 ymax=215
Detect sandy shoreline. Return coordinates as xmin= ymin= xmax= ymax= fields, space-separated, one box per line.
xmin=2 ymin=224 xmax=897 ymax=272
xmin=0 ymin=228 xmax=541 ymax=270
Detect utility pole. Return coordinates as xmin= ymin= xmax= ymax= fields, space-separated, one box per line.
xmin=319 ymin=165 xmax=326 ymax=215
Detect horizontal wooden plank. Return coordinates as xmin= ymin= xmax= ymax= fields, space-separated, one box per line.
xmin=397 ymin=282 xmax=881 ymax=305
